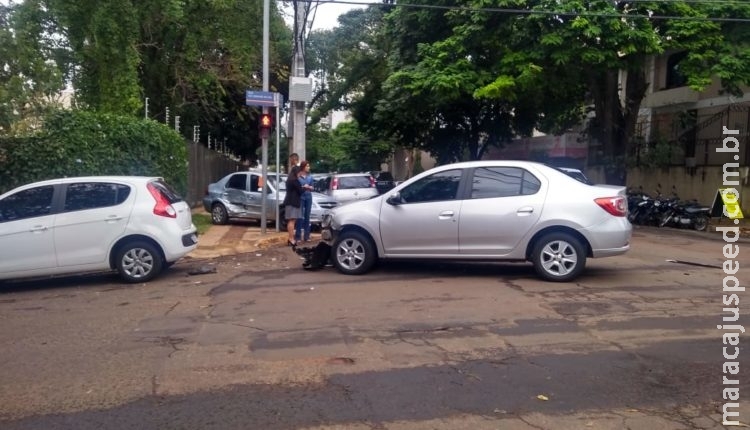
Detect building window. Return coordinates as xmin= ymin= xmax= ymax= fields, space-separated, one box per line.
xmin=666 ymin=52 xmax=688 ymax=89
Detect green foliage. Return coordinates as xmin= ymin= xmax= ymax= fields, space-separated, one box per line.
xmin=0 ymin=110 xmax=187 ymax=194
xmin=3 ymin=0 xmax=292 ymax=162
xmin=192 ymin=213 xmax=212 ymax=235
xmin=0 ymin=2 xmax=68 ymax=133
xmin=304 ymin=0 xmax=750 ymax=177
xmin=305 ymin=121 xmax=392 ymax=173
xmin=628 ymin=138 xmax=684 ymax=169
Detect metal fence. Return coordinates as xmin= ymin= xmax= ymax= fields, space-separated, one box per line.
xmin=185 ymin=141 xmax=243 ymax=208
xmin=629 ymin=103 xmax=750 ymax=167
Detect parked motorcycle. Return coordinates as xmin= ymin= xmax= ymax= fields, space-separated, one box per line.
xmin=627 ymin=186 xmax=710 ymax=231
xmin=659 ymin=198 xmax=710 ymax=231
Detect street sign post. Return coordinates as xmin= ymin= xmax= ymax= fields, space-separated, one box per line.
xmin=246 ymin=90 xmax=279 ymax=107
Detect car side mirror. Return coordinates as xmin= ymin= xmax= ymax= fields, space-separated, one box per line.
xmin=386 ymin=192 xmax=403 ymax=206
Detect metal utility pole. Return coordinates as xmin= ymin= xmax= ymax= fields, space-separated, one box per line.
xmin=289 ymin=1 xmax=313 ymax=162
xmin=260 ymin=0 xmax=271 ymax=234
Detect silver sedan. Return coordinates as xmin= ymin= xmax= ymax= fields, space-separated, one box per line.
xmin=321 ymin=160 xmax=631 ymax=282
xmin=202 ymin=171 xmax=338 ymax=226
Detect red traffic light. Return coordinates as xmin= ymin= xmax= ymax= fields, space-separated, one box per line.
xmin=259 ymin=113 xmax=273 ymax=130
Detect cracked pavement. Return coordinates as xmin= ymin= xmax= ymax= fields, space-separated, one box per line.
xmin=0 ymin=226 xmax=748 ymax=429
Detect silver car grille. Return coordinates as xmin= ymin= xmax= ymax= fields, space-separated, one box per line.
xmin=318 ymin=201 xmax=339 ymax=209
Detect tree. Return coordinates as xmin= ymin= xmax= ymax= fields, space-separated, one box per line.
xmin=305 ymin=121 xmax=392 ymax=172
xmin=2 ymin=0 xmax=293 ymax=161
xmin=0 ymin=1 xmax=69 ymax=134
xmin=519 ymin=0 xmax=750 ymax=183
xmin=307 ymin=1 xmax=750 ymax=183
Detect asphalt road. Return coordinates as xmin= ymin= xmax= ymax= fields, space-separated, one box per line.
xmin=0 ymin=226 xmax=748 ymax=429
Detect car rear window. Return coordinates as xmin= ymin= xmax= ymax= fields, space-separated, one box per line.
xmin=338 ymin=176 xmax=372 ymax=189
xmin=150 ymin=179 xmax=184 ymax=204
xmin=377 ymin=172 xmax=394 ymax=181
xmin=471 ymin=167 xmax=540 ymax=198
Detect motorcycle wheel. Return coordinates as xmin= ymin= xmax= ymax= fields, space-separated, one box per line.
xmin=659 ymin=213 xmax=671 ymax=228
xmin=693 ymin=216 xmax=709 ymax=232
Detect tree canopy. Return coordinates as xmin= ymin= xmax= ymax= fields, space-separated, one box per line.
xmin=1 ymin=0 xmax=293 ymax=161
xmin=304 ymin=0 xmax=750 ymax=182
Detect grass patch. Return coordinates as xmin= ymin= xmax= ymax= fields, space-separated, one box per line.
xmin=192 ymin=213 xmax=213 ymax=235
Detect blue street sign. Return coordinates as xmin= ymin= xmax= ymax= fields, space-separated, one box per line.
xmin=246 ymin=90 xmax=279 ymax=107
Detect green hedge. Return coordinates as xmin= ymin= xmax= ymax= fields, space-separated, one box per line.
xmin=0 ymin=110 xmax=187 ymax=195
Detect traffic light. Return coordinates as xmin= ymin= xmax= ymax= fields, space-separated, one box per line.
xmin=259 ymin=113 xmax=273 ymax=131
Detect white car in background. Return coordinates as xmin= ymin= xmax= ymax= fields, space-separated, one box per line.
xmin=0 ymin=176 xmax=197 ymax=283
xmin=321 ymin=160 xmax=631 ymax=282
xmin=319 ymin=172 xmax=379 ymax=204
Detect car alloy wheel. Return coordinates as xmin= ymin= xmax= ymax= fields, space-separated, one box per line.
xmin=532 ymin=233 xmax=586 ymax=282
xmin=332 ymin=231 xmax=376 ymax=275
xmin=211 ymin=203 xmax=229 ymax=225
xmin=116 ymin=241 xmax=163 ymax=283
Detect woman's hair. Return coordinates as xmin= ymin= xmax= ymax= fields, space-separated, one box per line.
xmin=289 ymin=165 xmax=300 ymax=179
xmin=299 ymin=160 xmax=309 ymax=171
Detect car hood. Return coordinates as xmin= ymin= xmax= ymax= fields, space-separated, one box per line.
xmin=273 ymin=190 xmax=336 ymax=202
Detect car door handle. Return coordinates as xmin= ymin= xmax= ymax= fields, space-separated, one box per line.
xmin=517 ymin=206 xmax=534 ymax=214
xmin=438 ymin=211 xmax=454 ymax=219
xmin=105 ymin=215 xmax=123 ymax=223
xmin=29 ymin=225 xmax=48 ymax=233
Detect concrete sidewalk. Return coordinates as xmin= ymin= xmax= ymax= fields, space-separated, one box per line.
xmin=188 ymin=223 xmax=322 ymax=260
xmin=188 ymin=224 xmax=289 ymax=259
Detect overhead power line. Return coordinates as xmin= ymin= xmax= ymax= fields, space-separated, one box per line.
xmin=308 ymin=0 xmax=750 ymax=23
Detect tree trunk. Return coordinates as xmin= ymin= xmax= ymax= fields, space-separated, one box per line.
xmin=589 ymin=66 xmax=648 ymax=185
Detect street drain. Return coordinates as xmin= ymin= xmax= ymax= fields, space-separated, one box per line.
xmin=327 ymin=357 xmax=356 ymax=365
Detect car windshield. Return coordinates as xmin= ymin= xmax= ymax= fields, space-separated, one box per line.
xmin=266 ymin=175 xmax=287 ymax=191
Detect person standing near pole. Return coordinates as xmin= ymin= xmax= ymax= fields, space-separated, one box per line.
xmin=295 ymin=160 xmax=314 ymax=243
xmin=289 ymin=153 xmax=300 ymax=172
xmin=283 ymin=165 xmax=302 ymax=247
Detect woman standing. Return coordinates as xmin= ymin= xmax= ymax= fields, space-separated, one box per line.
xmin=295 ymin=161 xmax=314 ymax=243
xmin=283 ymin=166 xmax=303 ymax=247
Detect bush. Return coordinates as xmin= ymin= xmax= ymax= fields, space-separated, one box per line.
xmin=0 ymin=110 xmax=187 ymax=195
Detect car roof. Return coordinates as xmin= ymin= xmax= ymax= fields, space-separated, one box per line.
xmin=11 ymin=176 xmax=159 ymax=188
xmin=333 ymin=172 xmax=373 ymax=177
xmin=1 ymin=176 xmax=164 ymax=197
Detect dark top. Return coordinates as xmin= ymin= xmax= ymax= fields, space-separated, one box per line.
xmin=283 ymin=173 xmax=302 ymax=207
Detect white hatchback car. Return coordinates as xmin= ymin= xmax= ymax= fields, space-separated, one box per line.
xmin=321 ymin=160 xmax=632 ymax=282
xmin=321 ymin=172 xmax=379 ymax=204
xmin=0 ymin=176 xmax=198 ymax=283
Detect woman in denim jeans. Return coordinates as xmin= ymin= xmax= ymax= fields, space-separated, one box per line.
xmin=295 ymin=161 xmax=314 ymax=243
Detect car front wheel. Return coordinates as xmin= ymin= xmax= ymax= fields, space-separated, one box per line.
xmin=531 ymin=233 xmax=586 ymax=282
xmin=332 ymin=231 xmax=377 ymax=275
xmin=116 ymin=241 xmax=163 ymax=283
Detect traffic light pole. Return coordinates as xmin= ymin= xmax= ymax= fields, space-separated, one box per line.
xmin=260 ymin=0 xmax=270 ymax=234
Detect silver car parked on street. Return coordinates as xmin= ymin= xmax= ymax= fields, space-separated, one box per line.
xmin=321 ymin=160 xmax=631 ymax=282
xmin=202 ymin=170 xmax=339 ymax=226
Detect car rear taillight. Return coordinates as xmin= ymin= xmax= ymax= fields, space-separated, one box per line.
xmin=332 ymin=177 xmax=339 ymax=190
xmin=595 ymin=196 xmax=627 ymax=217
xmin=147 ymin=182 xmax=177 ymax=218
xmin=369 ymin=176 xmax=376 ymax=187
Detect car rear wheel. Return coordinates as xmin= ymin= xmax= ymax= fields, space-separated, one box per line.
xmin=211 ymin=203 xmax=229 ymax=225
xmin=332 ymin=231 xmax=377 ymax=275
xmin=116 ymin=241 xmax=163 ymax=283
xmin=531 ymin=233 xmax=586 ymax=282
